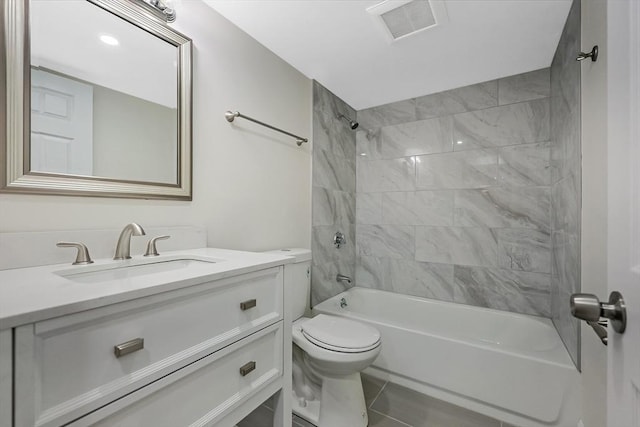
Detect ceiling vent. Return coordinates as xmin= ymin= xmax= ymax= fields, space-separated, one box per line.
xmin=367 ymin=0 xmax=449 ymax=42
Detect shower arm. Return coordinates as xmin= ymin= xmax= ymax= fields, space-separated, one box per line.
xmin=336 ymin=113 xmax=359 ymax=130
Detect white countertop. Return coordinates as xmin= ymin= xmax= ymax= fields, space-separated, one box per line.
xmin=0 ymin=248 xmax=294 ymax=329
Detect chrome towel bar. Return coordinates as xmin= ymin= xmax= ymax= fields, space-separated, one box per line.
xmin=225 ymin=110 xmax=308 ymax=146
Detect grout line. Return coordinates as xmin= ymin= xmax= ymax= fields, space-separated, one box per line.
xmin=368 ymin=379 xmax=388 ymax=409
xmin=357 ymin=140 xmax=550 ymax=164
xmin=369 ymin=408 xmax=413 ymax=427
xmin=360 ymin=93 xmax=550 ymax=133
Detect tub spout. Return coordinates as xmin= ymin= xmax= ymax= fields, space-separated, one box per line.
xmin=336 ymin=274 xmax=352 ymax=284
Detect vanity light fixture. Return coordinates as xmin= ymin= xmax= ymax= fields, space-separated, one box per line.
xmin=133 ymin=0 xmax=177 ymax=23
xmin=99 ymin=34 xmax=119 ymax=46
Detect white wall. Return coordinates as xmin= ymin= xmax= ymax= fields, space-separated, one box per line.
xmin=580 ymin=0 xmax=607 ymax=426
xmin=0 ymin=0 xmax=312 ymax=252
xmin=93 ymin=85 xmax=177 ymax=184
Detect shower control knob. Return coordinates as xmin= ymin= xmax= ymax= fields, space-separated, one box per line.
xmin=570 ymin=291 xmax=627 ymax=333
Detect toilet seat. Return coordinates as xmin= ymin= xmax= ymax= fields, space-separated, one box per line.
xmin=300 ymin=314 xmax=381 ymax=353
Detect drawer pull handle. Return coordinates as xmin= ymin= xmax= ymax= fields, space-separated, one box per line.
xmin=114 ymin=338 xmax=144 ymax=358
xmin=239 ymin=361 xmax=256 ymax=376
xmin=240 ymin=299 xmax=257 ymax=311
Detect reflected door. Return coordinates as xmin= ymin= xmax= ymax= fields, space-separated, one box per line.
xmin=30 ymin=69 xmax=93 ymax=176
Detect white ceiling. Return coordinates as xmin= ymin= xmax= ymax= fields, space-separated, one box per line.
xmin=204 ymin=0 xmax=573 ymax=110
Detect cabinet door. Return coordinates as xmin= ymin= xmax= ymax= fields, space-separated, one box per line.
xmin=14 ymin=267 xmax=283 ymax=427
xmin=69 ymin=323 xmax=283 ymax=427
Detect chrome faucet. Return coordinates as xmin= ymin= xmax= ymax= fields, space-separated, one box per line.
xmin=336 ymin=274 xmax=352 ymax=284
xmin=114 ymin=223 xmax=146 ymax=260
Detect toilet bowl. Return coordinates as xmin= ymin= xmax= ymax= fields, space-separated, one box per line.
xmin=264 ymin=248 xmax=382 ymax=427
xmin=292 ymin=315 xmax=381 ymax=427
xmin=293 ymin=315 xmax=381 ymax=376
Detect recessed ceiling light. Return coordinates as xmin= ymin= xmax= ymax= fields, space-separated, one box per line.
xmin=99 ymin=34 xmax=119 ymax=46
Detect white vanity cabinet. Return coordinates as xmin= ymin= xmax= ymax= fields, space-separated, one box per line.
xmin=9 ymin=265 xmax=289 ymax=427
xmin=70 ymin=323 xmax=283 ymax=427
xmin=0 ymin=329 xmax=11 ymax=427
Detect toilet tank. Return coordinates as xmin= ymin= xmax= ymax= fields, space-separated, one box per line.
xmin=263 ymin=248 xmax=311 ymax=320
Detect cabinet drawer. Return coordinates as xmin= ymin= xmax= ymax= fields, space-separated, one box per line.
xmin=69 ymin=323 xmax=283 ymax=427
xmin=14 ymin=267 xmax=282 ymax=427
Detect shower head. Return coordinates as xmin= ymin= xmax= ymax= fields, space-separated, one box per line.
xmin=337 ymin=114 xmax=359 ymax=130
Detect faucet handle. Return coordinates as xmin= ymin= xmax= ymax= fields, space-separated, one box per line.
xmin=57 ymin=242 xmax=94 ymax=265
xmin=144 ymin=235 xmax=170 ymax=257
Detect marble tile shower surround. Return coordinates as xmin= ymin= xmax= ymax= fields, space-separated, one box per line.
xmin=550 ymin=0 xmax=581 ymax=368
xmin=355 ymin=68 xmax=555 ymax=317
xmin=311 ymin=81 xmax=357 ymax=305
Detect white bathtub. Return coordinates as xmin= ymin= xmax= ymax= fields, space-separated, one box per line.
xmin=313 ymin=287 xmax=580 ymax=427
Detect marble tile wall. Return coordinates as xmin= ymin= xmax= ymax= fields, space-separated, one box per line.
xmin=355 ymin=68 xmax=554 ymax=317
xmin=550 ymin=0 xmax=581 ymax=367
xmin=311 ymin=82 xmax=357 ymax=305
xmin=312 ymin=29 xmax=581 ymax=361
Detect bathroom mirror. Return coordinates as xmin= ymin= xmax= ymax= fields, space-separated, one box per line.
xmin=1 ymin=0 xmax=192 ymax=200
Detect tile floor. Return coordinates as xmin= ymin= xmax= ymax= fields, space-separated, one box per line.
xmin=237 ymin=374 xmax=519 ymax=427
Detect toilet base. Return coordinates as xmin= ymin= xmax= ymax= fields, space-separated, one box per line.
xmin=292 ymin=372 xmax=368 ymax=427
xmin=291 ymin=393 xmax=320 ymax=426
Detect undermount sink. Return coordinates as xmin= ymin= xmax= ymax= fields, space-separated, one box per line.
xmin=56 ymin=256 xmax=220 ymax=284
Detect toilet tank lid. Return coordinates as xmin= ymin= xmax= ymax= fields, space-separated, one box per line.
xmin=262 ymin=248 xmax=311 ymax=263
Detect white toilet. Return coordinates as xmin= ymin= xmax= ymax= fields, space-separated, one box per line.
xmin=267 ymin=249 xmax=381 ymax=427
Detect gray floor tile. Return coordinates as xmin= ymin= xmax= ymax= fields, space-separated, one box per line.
xmin=368 ymin=410 xmax=412 ymax=427
xmin=239 ymin=380 xmax=503 ymax=427
xmin=362 ymin=373 xmax=387 ymax=407
xmin=371 ymin=382 xmax=501 ymax=427
xmin=293 ymin=414 xmax=316 ymax=427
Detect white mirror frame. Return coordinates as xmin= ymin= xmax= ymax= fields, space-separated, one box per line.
xmin=1 ymin=0 xmax=193 ymax=200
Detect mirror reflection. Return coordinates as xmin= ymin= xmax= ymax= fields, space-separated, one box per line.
xmin=30 ymin=0 xmax=178 ymax=184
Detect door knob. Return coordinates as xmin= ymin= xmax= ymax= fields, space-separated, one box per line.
xmin=570 ymin=291 xmax=627 ymax=333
